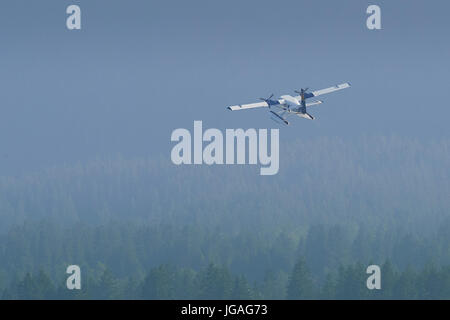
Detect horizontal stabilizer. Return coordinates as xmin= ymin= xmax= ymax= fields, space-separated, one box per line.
xmin=306 ymin=100 xmax=323 ymax=107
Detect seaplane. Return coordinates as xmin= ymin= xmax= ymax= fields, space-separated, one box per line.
xmin=227 ymin=83 xmax=351 ymax=125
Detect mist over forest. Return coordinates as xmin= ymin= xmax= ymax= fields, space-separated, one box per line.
xmin=0 ymin=135 xmax=449 ymax=299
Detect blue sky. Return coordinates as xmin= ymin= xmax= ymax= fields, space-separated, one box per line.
xmin=0 ymin=0 xmax=449 ymax=174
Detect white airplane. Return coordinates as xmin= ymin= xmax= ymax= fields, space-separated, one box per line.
xmin=227 ymin=83 xmax=351 ymax=125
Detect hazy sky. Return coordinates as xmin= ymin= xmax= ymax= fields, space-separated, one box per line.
xmin=0 ymin=0 xmax=449 ymax=175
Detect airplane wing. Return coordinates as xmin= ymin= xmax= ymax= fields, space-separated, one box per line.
xmin=295 ymin=83 xmax=351 ymax=100
xmin=227 ymin=101 xmax=268 ymax=111
xmin=228 ymin=82 xmax=350 ymax=111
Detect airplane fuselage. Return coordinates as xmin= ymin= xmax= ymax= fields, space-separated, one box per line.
xmin=227 ymin=82 xmax=350 ymax=125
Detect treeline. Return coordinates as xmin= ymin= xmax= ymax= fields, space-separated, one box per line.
xmin=0 ymin=220 xmax=449 ymax=299
xmin=1 ymin=220 xmax=450 ymax=282
xmin=0 ymin=136 xmax=449 ymax=299
xmin=3 ymin=259 xmax=450 ymax=300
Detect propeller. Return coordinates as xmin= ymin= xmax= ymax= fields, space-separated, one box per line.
xmin=294 ymin=88 xmax=310 ymax=101
xmin=259 ymin=94 xmax=274 ymax=108
xmin=294 ymin=88 xmax=309 ymax=95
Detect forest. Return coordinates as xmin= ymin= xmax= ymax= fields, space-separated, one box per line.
xmin=0 ymin=136 xmax=449 ymax=299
